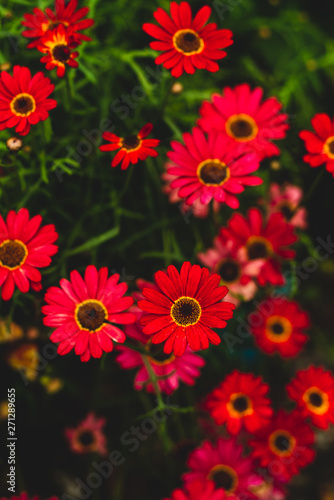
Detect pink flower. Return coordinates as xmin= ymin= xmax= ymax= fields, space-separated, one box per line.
xmin=267 ymin=183 xmax=307 ymax=230
xmin=65 ymin=412 xmax=107 ymax=455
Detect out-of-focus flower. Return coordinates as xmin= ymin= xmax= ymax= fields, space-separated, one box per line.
xmin=40 ymin=376 xmax=64 ymax=394
xmin=163 ymin=479 xmax=227 ymax=500
xmin=7 ymin=343 xmax=39 ymax=381
xmin=65 ymin=412 xmax=107 ymax=455
xmin=299 ymin=113 xmax=334 ymax=176
xmin=267 ymin=183 xmax=307 ymax=229
xmin=0 ymin=320 xmax=23 ymax=343
xmin=6 ymin=137 xmax=23 ymax=151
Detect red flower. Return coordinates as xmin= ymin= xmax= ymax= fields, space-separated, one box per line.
xmin=164 ymin=480 xmax=227 ymax=500
xmin=167 ymin=128 xmax=262 ymax=209
xmin=100 ymin=123 xmax=160 ymax=170
xmin=205 ymin=370 xmax=273 ymax=435
xmin=36 ymin=25 xmax=79 ymax=78
xmin=22 ymin=0 xmax=94 ymax=48
xmin=249 ymin=410 xmax=315 ymax=482
xmin=219 ymin=208 xmax=297 ymax=286
xmin=143 ymin=2 xmax=233 ymax=78
xmin=137 ymin=262 xmax=235 ymax=357
xmin=0 ymin=208 xmax=58 ymax=301
xmin=42 ymin=265 xmax=136 ymax=362
xmin=286 ymin=366 xmax=334 ymax=429
xmin=1 ymin=494 xmax=58 ymax=500
xmin=0 ymin=66 xmax=57 ymax=136
xmin=299 ymin=113 xmax=334 ymax=176
xmin=198 ymin=84 xmax=289 ymax=160
xmin=249 ymin=297 xmax=310 ymax=357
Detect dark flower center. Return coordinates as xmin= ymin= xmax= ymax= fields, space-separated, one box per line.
xmin=0 ymin=240 xmax=27 ymax=269
xmin=75 ymin=301 xmax=107 ymax=331
xmin=48 ymin=21 xmax=65 ymax=30
xmin=174 ymin=29 xmax=203 ymax=54
xmin=78 ymin=430 xmax=95 ymax=446
xmin=280 ymin=203 xmax=294 ymax=220
xmin=198 ymin=160 xmax=229 ymax=186
xmin=122 ymin=135 xmax=140 ymax=150
xmin=270 ymin=322 xmax=284 ymax=335
xmin=232 ymin=395 xmax=249 ymax=412
xmin=230 ymin=119 xmax=254 ymax=138
xmin=148 ymin=342 xmax=174 ymax=363
xmin=309 ymin=391 xmax=323 ymax=407
xmin=327 ymin=139 xmax=334 ymax=155
xmin=219 ymin=259 xmax=240 ymax=283
xmin=209 ymin=466 xmax=238 ymax=493
xmin=246 ymin=237 xmax=271 ymax=260
xmin=170 ymin=296 xmax=201 ymax=327
xmin=274 ymin=434 xmax=291 ymax=452
xmin=52 ymin=44 xmax=71 ymax=62
xmin=11 ymin=93 xmax=35 ymax=116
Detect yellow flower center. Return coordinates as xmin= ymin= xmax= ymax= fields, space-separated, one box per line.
xmin=173 ymin=29 xmax=204 ymax=56
xmin=265 ymin=316 xmax=293 ymax=343
xmin=74 ymin=299 xmax=108 ymax=333
xmin=323 ymin=136 xmax=334 ymax=159
xmin=10 ymin=93 xmax=36 ymax=118
xmin=225 ymin=113 xmax=259 ymax=142
xmin=170 ymin=296 xmax=202 ymax=327
xmin=0 ymin=239 xmax=28 ymax=270
xmin=121 ymin=135 xmax=142 ymax=152
xmin=207 ymin=464 xmax=239 ymax=495
xmin=302 ymin=386 xmax=330 ymax=415
xmin=227 ymin=392 xmax=254 ymax=418
xmin=246 ymin=235 xmax=273 ymax=260
xmin=197 ymin=159 xmax=230 ymax=186
xmin=269 ymin=429 xmax=296 ymax=457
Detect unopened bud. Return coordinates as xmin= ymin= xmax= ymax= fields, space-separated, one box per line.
xmin=6 ymin=137 xmax=23 ymax=151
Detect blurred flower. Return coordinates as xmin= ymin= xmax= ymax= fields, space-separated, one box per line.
xmin=65 ymin=412 xmax=108 ymax=455
xmin=205 ymin=370 xmax=273 ymax=435
xmin=183 ymin=437 xmax=261 ymax=498
xmin=40 ymin=375 xmax=63 ymax=394
xmin=100 ymin=123 xmax=160 ymax=170
xmin=6 ymin=137 xmax=23 ymax=151
xmin=171 ymin=82 xmax=183 ymax=94
xmin=43 ymin=265 xmax=136 ymax=362
xmin=299 ymin=113 xmax=334 ymax=176
xmin=249 ymin=297 xmax=309 ymax=357
xmin=219 ymin=208 xmax=297 ymax=286
xmin=22 ymin=0 xmax=94 ymax=48
xmin=250 ymin=480 xmax=285 ymax=500
xmin=7 ymin=343 xmax=39 ymax=381
xmin=36 ymin=25 xmax=79 ymax=78
xmin=197 ymin=238 xmax=263 ymax=306
xmin=163 ymin=479 xmax=227 ymax=500
xmin=0 ymin=208 xmax=58 ymax=300
xmin=0 ymin=401 xmax=9 ymax=420
xmin=143 ymin=3 xmax=233 ymax=78
xmin=286 ymin=366 xmax=334 ymax=429
xmin=0 ymin=320 xmax=23 ymax=343
xmin=267 ymin=183 xmax=308 ymax=229
xmin=115 ymin=282 xmax=205 ymax=394
xmin=138 ymin=262 xmax=235 ymax=357
xmin=1 ymin=494 xmax=58 ymax=500
xmin=249 ymin=410 xmax=315 ymax=482
xmin=198 ymin=84 xmax=289 ymax=160
xmin=0 ymin=66 xmax=57 ymax=136
xmin=0 ymin=62 xmax=11 ymax=71
xmin=167 ymin=128 xmax=262 ymax=209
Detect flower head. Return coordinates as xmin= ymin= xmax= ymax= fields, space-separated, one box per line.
xmin=1 ymin=494 xmax=58 ymax=500
xmin=205 ymin=370 xmax=273 ymax=435
xmin=138 ymin=262 xmax=235 ymax=357
xmin=249 ymin=297 xmax=310 ymax=357
xmin=100 ymin=123 xmax=160 ymax=170
xmin=115 ymin=281 xmax=205 ymax=394
xmin=164 ymin=480 xmax=227 ymax=500
xmin=198 ymin=84 xmax=289 ymax=160
xmin=219 ymin=208 xmax=297 ymax=286
xmin=249 ymin=410 xmax=315 ymax=482
xmin=267 ymin=183 xmax=308 ymax=230
xmin=22 ymin=0 xmax=94 ymax=48
xmin=143 ymin=2 xmax=233 ymax=78
xmin=0 ymin=66 xmax=57 ymax=136
xmin=65 ymin=412 xmax=107 ymax=455
xmin=37 ymin=25 xmax=79 ymax=78
xmin=183 ymin=437 xmax=261 ymax=498
xmin=286 ymin=366 xmax=334 ymax=429
xmin=299 ymin=113 xmax=334 ymax=176
xmin=0 ymin=208 xmax=58 ymax=300
xmin=167 ymin=128 xmax=262 ymax=209
xmin=42 ymin=265 xmax=136 ymax=362
xmin=7 ymin=343 xmax=39 ymax=381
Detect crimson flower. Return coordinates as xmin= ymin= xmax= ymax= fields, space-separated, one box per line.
xmin=138 ymin=262 xmax=235 ymax=357
xmin=36 ymin=25 xmax=79 ymax=78
xmin=163 ymin=480 xmax=227 ymax=500
xmin=299 ymin=113 xmax=334 ymax=176
xmin=100 ymin=123 xmax=160 ymax=170
xmin=143 ymin=2 xmax=233 ymax=78
xmin=0 ymin=66 xmax=57 ymax=136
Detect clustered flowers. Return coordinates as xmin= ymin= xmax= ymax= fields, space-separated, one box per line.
xmin=1 ymin=2 xmax=333 ymax=500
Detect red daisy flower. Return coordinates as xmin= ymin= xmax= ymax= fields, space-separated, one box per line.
xmin=219 ymin=208 xmax=297 ymax=286
xmin=249 ymin=297 xmax=310 ymax=357
xmin=143 ymin=2 xmax=233 ymax=78
xmin=0 ymin=208 xmax=58 ymax=301
xmin=42 ymin=265 xmax=136 ymax=362
xmin=65 ymin=412 xmax=107 ymax=455
xmin=205 ymin=370 xmax=273 ymax=435
xmin=1 ymin=494 xmax=58 ymax=500
xmin=0 ymin=66 xmax=57 ymax=136
xmin=164 ymin=480 xmax=227 ymax=500
xmin=198 ymin=84 xmax=289 ymax=160
xmin=100 ymin=123 xmax=160 ymax=170
xmin=249 ymin=410 xmax=315 ymax=482
xmin=183 ymin=437 xmax=261 ymax=498
xmin=137 ymin=262 xmax=235 ymax=357
xmin=36 ymin=25 xmax=79 ymax=78
xmin=167 ymin=128 xmax=262 ymax=209
xmin=299 ymin=113 xmax=334 ymax=176
xmin=286 ymin=366 xmax=334 ymax=429
xmin=22 ymin=0 xmax=94 ymax=48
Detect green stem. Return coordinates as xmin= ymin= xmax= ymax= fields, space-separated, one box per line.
xmin=65 ymin=71 xmax=74 ymax=116
xmin=303 ymin=167 xmax=325 ymax=203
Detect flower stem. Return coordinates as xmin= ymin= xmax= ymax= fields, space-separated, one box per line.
xmin=303 ymin=167 xmax=325 ymax=203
